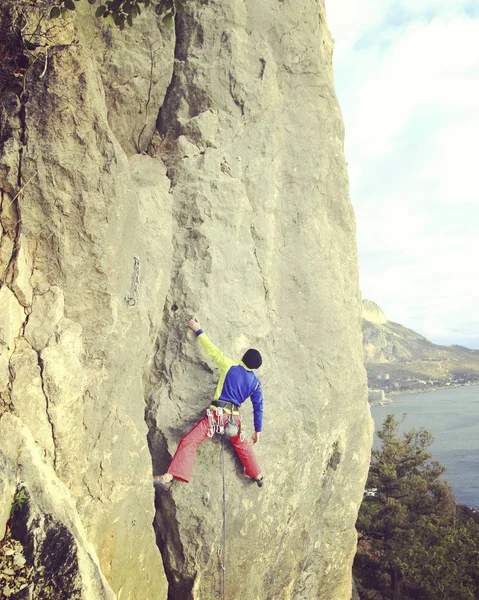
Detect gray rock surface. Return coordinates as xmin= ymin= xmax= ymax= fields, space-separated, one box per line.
xmin=76 ymin=6 xmax=175 ymax=155
xmin=0 ymin=451 xmax=15 ymax=540
xmin=147 ymin=2 xmax=372 ymax=599
xmin=24 ymin=285 xmax=64 ymax=351
xmin=0 ymin=285 xmax=25 ymax=392
xmin=1 ymin=413 xmax=115 ymax=600
xmin=1 ymin=1 xmax=372 ymax=599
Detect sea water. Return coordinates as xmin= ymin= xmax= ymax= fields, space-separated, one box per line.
xmin=370 ymin=385 xmax=479 ymax=509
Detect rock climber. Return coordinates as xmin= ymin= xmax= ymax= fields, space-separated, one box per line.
xmin=154 ymin=318 xmax=264 ymax=491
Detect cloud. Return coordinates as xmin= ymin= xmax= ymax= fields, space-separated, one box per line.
xmin=340 ymin=18 xmax=479 ymax=156
xmin=327 ymin=1 xmax=479 ymax=347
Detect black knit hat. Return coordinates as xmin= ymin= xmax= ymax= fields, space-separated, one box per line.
xmin=242 ymin=349 xmax=262 ymax=369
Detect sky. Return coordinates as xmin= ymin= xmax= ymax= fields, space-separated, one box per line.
xmin=326 ymin=0 xmax=479 ymax=349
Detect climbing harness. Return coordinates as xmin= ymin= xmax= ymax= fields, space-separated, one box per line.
xmin=206 ymin=405 xmax=244 ymax=440
xmin=125 ymin=256 xmax=141 ymax=307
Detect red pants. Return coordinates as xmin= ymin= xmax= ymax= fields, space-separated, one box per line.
xmin=167 ymin=411 xmax=261 ymax=482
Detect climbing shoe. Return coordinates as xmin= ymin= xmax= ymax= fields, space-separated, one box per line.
xmin=153 ymin=475 xmax=173 ymax=492
xmin=256 ymin=476 xmax=264 ymax=488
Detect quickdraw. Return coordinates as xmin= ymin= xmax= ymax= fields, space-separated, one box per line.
xmin=206 ymin=407 xmax=225 ymax=437
xmin=206 ymin=406 xmax=244 ymax=439
xmin=125 ymin=256 xmax=141 ymax=307
xmin=206 ymin=409 xmax=215 ymax=437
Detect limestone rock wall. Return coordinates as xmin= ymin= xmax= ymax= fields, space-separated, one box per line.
xmin=147 ymin=2 xmax=372 ymax=599
xmin=1 ymin=413 xmax=116 ymax=599
xmin=1 ymin=6 xmax=172 ymax=598
xmin=0 ymin=1 xmax=373 ymax=599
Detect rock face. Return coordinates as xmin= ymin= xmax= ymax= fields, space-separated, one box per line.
xmin=0 ymin=2 xmax=372 ymax=599
xmin=1 ymin=414 xmax=116 ymax=599
xmin=362 ymin=299 xmax=387 ymax=325
xmin=363 ymin=300 xmax=479 ymax=394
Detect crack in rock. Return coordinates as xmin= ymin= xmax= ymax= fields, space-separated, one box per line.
xmin=36 ymin=352 xmax=58 ymax=470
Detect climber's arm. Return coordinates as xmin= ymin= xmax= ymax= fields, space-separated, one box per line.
xmin=188 ymin=319 xmax=233 ymax=370
xmin=250 ymin=381 xmax=264 ymax=434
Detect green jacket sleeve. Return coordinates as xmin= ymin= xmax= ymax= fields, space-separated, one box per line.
xmin=196 ymin=331 xmax=234 ymax=370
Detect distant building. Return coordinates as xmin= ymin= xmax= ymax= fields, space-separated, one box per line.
xmin=368 ymin=390 xmax=385 ymax=404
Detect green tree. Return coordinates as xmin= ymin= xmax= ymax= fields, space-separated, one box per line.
xmin=355 ymin=414 xmax=479 ymax=600
xmin=0 ymin=0 xmax=208 ymax=93
xmin=400 ymin=516 xmax=479 ymax=600
xmin=48 ymin=0 xmax=208 ymax=30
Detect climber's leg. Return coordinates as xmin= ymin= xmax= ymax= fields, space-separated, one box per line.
xmin=166 ymin=417 xmax=211 ymax=483
xmin=228 ymin=420 xmax=262 ymax=480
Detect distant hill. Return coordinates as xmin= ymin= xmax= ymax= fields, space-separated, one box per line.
xmin=363 ymin=300 xmax=479 ymax=395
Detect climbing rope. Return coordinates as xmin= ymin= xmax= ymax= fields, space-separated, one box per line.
xmin=221 ymin=436 xmax=227 ymax=600
xmin=214 ymin=434 xmax=227 ymax=599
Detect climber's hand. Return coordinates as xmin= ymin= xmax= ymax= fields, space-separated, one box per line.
xmin=249 ymin=432 xmax=260 ymax=446
xmin=188 ymin=318 xmax=201 ymax=332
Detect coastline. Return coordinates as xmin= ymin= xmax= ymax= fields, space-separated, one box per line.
xmin=369 ymin=382 xmax=479 ymax=405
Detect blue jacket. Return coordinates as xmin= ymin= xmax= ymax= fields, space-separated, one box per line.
xmin=196 ymin=330 xmax=264 ymax=432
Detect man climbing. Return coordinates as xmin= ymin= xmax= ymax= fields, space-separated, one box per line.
xmin=154 ymin=318 xmax=264 ymax=490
